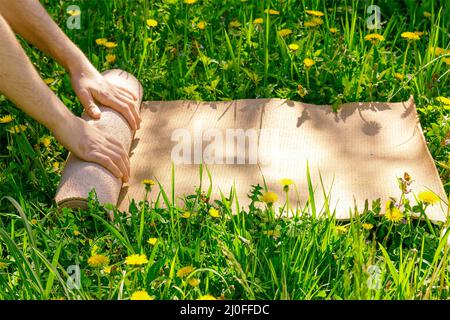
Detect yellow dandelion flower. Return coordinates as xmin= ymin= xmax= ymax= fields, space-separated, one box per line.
xmin=229 ymin=20 xmax=241 ymax=28
xmin=181 ymin=211 xmax=191 ymax=218
xmin=261 ymin=191 xmax=278 ymax=204
xmin=0 ymin=115 xmax=15 ymax=124
xmin=88 ymin=254 xmax=109 ymax=268
xmin=279 ymin=178 xmax=294 ymax=187
xmin=52 ymin=162 xmax=60 ymax=169
xmin=430 ymin=47 xmax=447 ymax=56
xmin=125 ymin=254 xmax=148 ymax=266
xmin=197 ymin=21 xmax=206 ymax=30
xmin=362 ymin=223 xmax=373 ymax=230
xmin=73 ymin=230 xmax=80 ymax=236
xmin=41 ymin=136 xmax=51 ymax=148
xmin=288 ymin=43 xmax=299 ymax=51
xmin=104 ymin=42 xmax=118 ymax=49
xmin=146 ymin=19 xmax=158 ymax=28
xmin=303 ymin=58 xmax=315 ymax=68
xmin=188 ymin=278 xmax=201 ymax=287
xmin=209 ymin=208 xmax=220 ymax=218
xmin=364 ymin=33 xmax=385 ymax=44
xmin=443 ymin=57 xmax=450 ymax=66
xmin=401 ymin=31 xmax=420 ymax=41
xmin=131 ymin=290 xmax=154 ymax=300
xmin=67 ymin=9 xmax=81 ymax=17
xmin=184 ymin=0 xmax=197 ymax=4
xmin=264 ymin=9 xmax=280 ymax=15
xmin=44 ymin=78 xmax=55 ymax=85
xmin=436 ymin=47 xmax=450 ymax=56
xmin=311 ymin=17 xmax=324 ymax=25
xmin=7 ymin=124 xmax=27 ymax=134
xmin=418 ymin=191 xmax=440 ymax=205
xmin=304 ymin=18 xmax=323 ymax=28
xmin=177 ymin=265 xmax=194 ymax=278
xmin=96 ymin=38 xmax=108 ymax=46
xmin=198 ymin=294 xmax=216 ymax=300
xmin=394 ymin=73 xmax=404 ymax=80
xmin=335 ymin=226 xmax=348 ymax=234
xmin=278 ymin=28 xmax=293 ymax=37
xmin=305 ymin=10 xmax=324 ymax=17
xmin=106 ymin=54 xmax=116 ymax=64
xmin=253 ymin=18 xmax=263 ymax=24
xmin=385 ymin=201 xmax=404 ymax=222
xmin=329 ymin=27 xmax=339 ymax=34
xmin=304 ymin=21 xmax=317 ymax=27
xmin=147 ymin=238 xmax=158 ymax=246
xmin=102 ymin=266 xmax=112 ymax=274
xmin=142 ymin=179 xmax=156 ymax=186
xmin=31 ymin=219 xmax=38 ymax=225
xmin=436 ymin=96 xmax=450 ymax=106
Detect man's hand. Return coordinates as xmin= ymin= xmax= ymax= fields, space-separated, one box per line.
xmin=70 ymin=65 xmax=141 ymax=130
xmin=54 ymin=116 xmax=131 ymax=182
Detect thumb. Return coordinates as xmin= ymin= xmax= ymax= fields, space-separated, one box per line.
xmin=78 ymin=89 xmax=101 ymax=119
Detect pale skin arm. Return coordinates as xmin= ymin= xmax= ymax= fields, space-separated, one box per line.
xmin=0 ymin=13 xmax=130 ymax=181
xmin=0 ymin=0 xmax=141 ymax=131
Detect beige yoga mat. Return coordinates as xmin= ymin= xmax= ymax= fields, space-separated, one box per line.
xmin=55 ymin=69 xmax=143 ymax=209
xmin=55 ymin=82 xmax=448 ymax=222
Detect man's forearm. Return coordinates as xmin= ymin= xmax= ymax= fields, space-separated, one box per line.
xmin=0 ymin=0 xmax=90 ymax=74
xmin=0 ymin=12 xmax=75 ymax=133
xmin=0 ymin=0 xmax=140 ymax=130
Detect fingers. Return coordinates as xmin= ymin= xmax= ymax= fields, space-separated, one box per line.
xmin=89 ymin=151 xmax=123 ymax=180
xmin=115 ymin=92 xmax=141 ymax=129
xmin=98 ymin=92 xmax=138 ymax=131
xmin=102 ymin=146 xmax=130 ymax=182
xmin=114 ymin=86 xmax=141 ymax=129
xmin=116 ymin=85 xmax=138 ymax=101
xmin=89 ymin=141 xmax=130 ymax=182
xmin=71 ymin=117 xmax=131 ymax=182
xmin=78 ymin=89 xmax=101 ymax=119
xmin=105 ymin=136 xmax=131 ymax=177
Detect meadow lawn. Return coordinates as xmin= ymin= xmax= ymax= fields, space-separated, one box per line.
xmin=0 ymin=0 xmax=449 ymax=300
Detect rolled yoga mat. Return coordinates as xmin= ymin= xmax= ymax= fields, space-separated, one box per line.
xmin=55 ymin=69 xmax=143 ymax=209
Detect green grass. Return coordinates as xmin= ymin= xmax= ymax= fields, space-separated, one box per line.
xmin=0 ymin=0 xmax=449 ymax=300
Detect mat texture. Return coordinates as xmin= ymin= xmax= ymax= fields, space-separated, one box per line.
xmin=55 ymin=78 xmax=448 ymax=221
